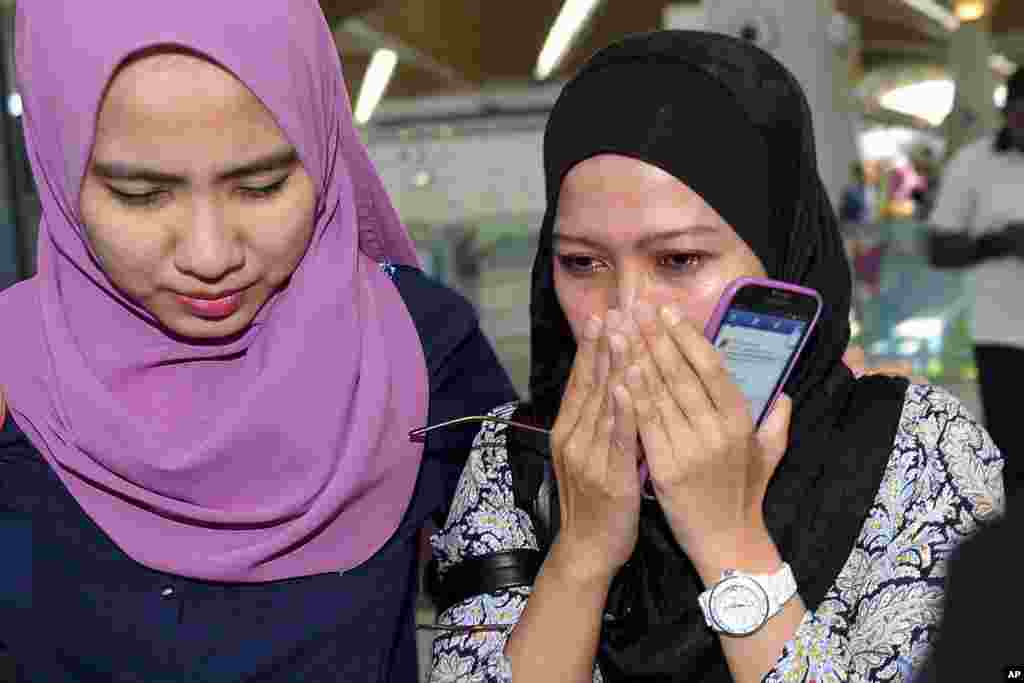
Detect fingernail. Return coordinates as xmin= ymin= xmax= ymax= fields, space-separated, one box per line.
xmin=660 ymin=305 xmax=681 ymax=327
xmin=606 ymin=308 xmax=623 ymax=330
xmin=584 ymin=315 xmax=602 ymax=340
xmin=618 ymin=312 xmax=638 ymax=337
xmin=633 ymin=302 xmax=654 ymax=326
xmin=609 ymin=333 xmax=627 ymax=354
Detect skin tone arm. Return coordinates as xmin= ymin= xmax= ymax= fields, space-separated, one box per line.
xmin=505 ymin=311 xmax=643 ymax=683
xmin=623 ymin=301 xmax=805 ymax=683
xmin=506 ymin=305 xmax=812 ymax=683
xmin=503 ymin=542 xmax=616 ymax=683
xmin=686 ymin=525 xmax=807 ymax=683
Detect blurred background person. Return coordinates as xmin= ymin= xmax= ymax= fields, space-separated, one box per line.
xmin=927 ymin=65 xmax=1024 ymax=501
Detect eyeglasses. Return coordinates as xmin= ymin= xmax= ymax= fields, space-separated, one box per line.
xmin=408 ymin=415 xmax=551 ymax=444
xmin=415 ymin=622 xmax=512 ymax=634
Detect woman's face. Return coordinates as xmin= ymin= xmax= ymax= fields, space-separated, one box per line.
xmin=553 ymin=154 xmax=767 ymax=343
xmin=79 ymin=51 xmax=317 ymax=340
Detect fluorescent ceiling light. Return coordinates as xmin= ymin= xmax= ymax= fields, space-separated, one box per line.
xmin=354 ymin=49 xmax=398 ymax=126
xmin=900 ymin=0 xmax=960 ymax=32
xmin=535 ymin=0 xmax=602 ymax=81
xmin=879 ymin=79 xmax=955 ymax=126
xmin=879 ymin=79 xmax=1009 ymax=126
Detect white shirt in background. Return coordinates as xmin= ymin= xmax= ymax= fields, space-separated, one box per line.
xmin=930 ymin=134 xmax=1024 ymax=349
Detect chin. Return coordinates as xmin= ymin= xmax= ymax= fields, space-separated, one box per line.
xmin=159 ymin=309 xmax=257 ymax=342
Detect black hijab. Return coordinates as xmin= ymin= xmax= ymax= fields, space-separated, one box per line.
xmin=520 ymin=31 xmax=909 ymax=681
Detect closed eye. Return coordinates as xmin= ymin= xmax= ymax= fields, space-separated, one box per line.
xmin=239 ymin=175 xmax=290 ymax=199
xmin=105 ymin=175 xmax=291 ymax=207
xmin=107 ymin=186 xmax=164 ymax=206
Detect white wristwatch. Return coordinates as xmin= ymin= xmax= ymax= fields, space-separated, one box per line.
xmin=697 ymin=562 xmax=797 ymax=636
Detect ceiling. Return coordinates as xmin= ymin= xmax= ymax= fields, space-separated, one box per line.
xmin=319 ymin=0 xmax=1024 ymax=122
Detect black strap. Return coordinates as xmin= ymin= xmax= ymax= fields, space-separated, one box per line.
xmin=505 ymin=405 xmax=559 ymax=551
xmin=433 ymin=549 xmax=545 ymax=614
xmin=432 ymin=406 xmax=556 ymax=614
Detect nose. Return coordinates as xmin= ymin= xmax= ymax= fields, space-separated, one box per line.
xmin=613 ymin=267 xmax=653 ymax=313
xmin=174 ymin=199 xmax=245 ymax=282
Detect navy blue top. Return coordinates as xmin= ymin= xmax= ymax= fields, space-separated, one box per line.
xmin=0 ymin=264 xmax=518 ymax=683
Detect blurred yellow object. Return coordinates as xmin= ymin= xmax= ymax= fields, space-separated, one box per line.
xmin=954 ymin=1 xmax=986 ymax=22
xmin=888 ymin=199 xmax=916 ymax=219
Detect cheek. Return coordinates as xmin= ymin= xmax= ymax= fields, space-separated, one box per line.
xmin=245 ymin=185 xmax=317 ymax=275
xmin=553 ymin=267 xmax=609 ymax=343
xmin=80 ymin=190 xmax=170 ymax=290
xmin=671 ymin=250 xmax=767 ymax=329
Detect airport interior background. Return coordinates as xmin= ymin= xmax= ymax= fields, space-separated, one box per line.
xmin=0 ymin=0 xmax=1021 ymax=680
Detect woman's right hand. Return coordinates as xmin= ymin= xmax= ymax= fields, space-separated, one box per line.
xmin=547 ymin=310 xmax=642 ymax=585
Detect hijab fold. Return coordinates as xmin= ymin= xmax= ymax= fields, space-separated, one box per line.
xmin=0 ymin=0 xmax=428 ymax=582
xmin=523 ymin=31 xmax=909 ymax=681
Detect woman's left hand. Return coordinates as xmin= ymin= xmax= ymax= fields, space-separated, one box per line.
xmin=621 ymin=301 xmax=792 ymax=560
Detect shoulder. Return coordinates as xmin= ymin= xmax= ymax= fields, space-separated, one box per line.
xmin=429 ymin=401 xmax=539 ymax=578
xmin=1 ymin=412 xmax=60 ymax=517
xmin=380 ymin=262 xmax=483 ymax=381
xmin=1 ymin=411 xmax=36 ymax=459
xmin=889 ymin=383 xmax=1004 ymax=524
xmin=800 ymin=384 xmax=1003 ymax=679
xmin=382 ymin=261 xmax=476 ymax=331
xmin=856 ymin=382 xmax=1005 ymax=563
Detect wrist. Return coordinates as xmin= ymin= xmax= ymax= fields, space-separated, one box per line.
xmin=545 ymin=539 xmax=618 ymax=592
xmin=686 ymin=524 xmax=783 ymax=588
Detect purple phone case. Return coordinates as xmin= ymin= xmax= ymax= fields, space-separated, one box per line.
xmin=703 ymin=276 xmax=823 ymax=425
xmin=637 ymin=277 xmax=822 ymax=493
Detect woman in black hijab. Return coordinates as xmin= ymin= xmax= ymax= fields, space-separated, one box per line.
xmin=428 ymin=31 xmax=1003 ymax=683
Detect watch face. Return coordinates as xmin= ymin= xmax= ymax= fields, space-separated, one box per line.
xmin=710 ymin=577 xmax=770 ymax=635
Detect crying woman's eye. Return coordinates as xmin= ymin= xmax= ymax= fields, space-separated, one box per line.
xmin=556 ymin=255 xmax=605 ymax=274
xmin=658 ymin=253 xmax=705 ymax=272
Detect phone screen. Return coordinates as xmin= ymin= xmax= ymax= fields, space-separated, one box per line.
xmin=713 ymin=307 xmax=810 ymax=423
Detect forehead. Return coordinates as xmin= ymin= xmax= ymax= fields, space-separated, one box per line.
xmin=91 ymin=51 xmax=286 ymax=161
xmin=100 ymin=52 xmax=256 ymax=123
xmin=555 ymin=154 xmax=730 ymax=241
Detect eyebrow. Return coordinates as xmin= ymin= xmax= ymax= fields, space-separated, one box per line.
xmin=92 ymin=147 xmax=300 ymax=184
xmin=553 ymin=226 xmax=719 ymax=249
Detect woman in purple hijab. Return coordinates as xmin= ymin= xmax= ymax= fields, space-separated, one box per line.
xmin=0 ymin=1 xmax=515 ymax=680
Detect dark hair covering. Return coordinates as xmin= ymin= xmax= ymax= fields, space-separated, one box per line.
xmin=993 ymin=65 xmax=1024 ymax=153
xmin=521 ymin=31 xmax=910 ymax=681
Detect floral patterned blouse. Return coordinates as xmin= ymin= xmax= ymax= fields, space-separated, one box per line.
xmin=427 ymin=384 xmax=1005 ymax=683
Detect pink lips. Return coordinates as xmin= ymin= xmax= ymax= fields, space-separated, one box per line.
xmin=177 ymin=292 xmax=243 ymax=319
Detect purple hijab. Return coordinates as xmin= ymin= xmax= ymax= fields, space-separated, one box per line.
xmin=0 ymin=1 xmax=429 ymax=582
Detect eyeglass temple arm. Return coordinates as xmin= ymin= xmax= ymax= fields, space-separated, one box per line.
xmin=409 ymin=416 xmax=550 ymax=442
